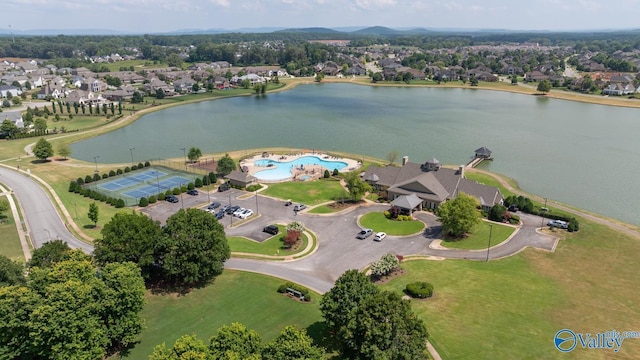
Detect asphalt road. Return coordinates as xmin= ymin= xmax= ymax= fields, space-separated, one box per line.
xmin=0 ymin=165 xmax=93 ymax=253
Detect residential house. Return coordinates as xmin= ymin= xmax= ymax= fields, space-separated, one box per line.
xmin=37 ymin=84 xmax=68 ymax=99
xmin=16 ymin=61 xmax=38 ymax=74
xmin=173 ymin=78 xmax=196 ymax=93
xmin=362 ymin=156 xmax=502 ymax=211
xmin=602 ymin=83 xmax=636 ymax=96
xmin=211 ymin=76 xmax=230 ymax=90
xmin=1 ymin=111 xmax=24 ymax=128
xmin=66 ymin=90 xmax=104 ymax=106
xmin=231 ymin=74 xmax=265 ymax=86
xmin=80 ymin=78 xmax=106 ymax=93
xmin=103 ymin=85 xmax=135 ymax=101
xmin=0 ymin=85 xmax=22 ymax=98
xmin=525 ymin=70 xmax=549 ymax=82
xmin=143 ymin=78 xmax=174 ymax=96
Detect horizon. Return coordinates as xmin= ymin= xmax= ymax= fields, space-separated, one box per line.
xmin=4 ymin=0 xmax=639 ymax=34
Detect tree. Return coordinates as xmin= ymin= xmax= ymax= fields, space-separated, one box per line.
xmin=511 ymin=76 xmax=518 ymax=85
xmin=344 ymin=171 xmax=371 ymax=201
xmin=32 ymin=138 xmax=54 ymax=160
xmin=88 ymin=202 xmax=99 ymax=227
xmin=187 ymin=147 xmax=202 ymax=162
xmin=488 ymin=204 xmax=507 ymax=222
xmin=0 ymin=255 xmax=25 ymax=286
xmin=262 ymin=326 xmax=323 ymax=360
xmin=436 ymin=192 xmax=481 ymax=237
xmin=469 ymin=75 xmax=479 ymax=86
xmin=315 ymin=72 xmax=324 ymax=82
xmin=216 ymin=153 xmax=236 ymax=176
xmin=131 ymin=91 xmax=143 ymax=103
xmin=192 ymin=83 xmax=200 ymax=92
xmin=386 ymin=150 xmax=399 ymax=165
xmin=0 ymin=259 xmax=145 ymax=359
xmin=0 ymin=119 xmax=18 ymax=137
xmin=56 ymin=143 xmax=71 ymax=159
xmin=27 ymin=240 xmax=73 ymax=269
xmin=537 ymin=79 xmax=552 ymax=93
xmin=2 ymin=99 xmax=10 ymax=108
xmin=94 ymin=212 xmax=162 ymax=280
xmin=150 ymin=334 xmax=209 ymax=360
xmin=369 ymin=253 xmax=400 ymax=278
xmin=320 ymin=270 xmax=379 ymax=337
xmin=209 ymin=322 xmax=262 ymax=359
xmin=371 ymin=72 xmax=383 ymax=83
xmin=34 ymin=118 xmax=47 ymax=132
xmin=343 ymin=291 xmax=428 ymax=359
xmin=155 ymin=88 xmax=165 ymax=99
xmin=159 ymin=208 xmax=230 ymax=285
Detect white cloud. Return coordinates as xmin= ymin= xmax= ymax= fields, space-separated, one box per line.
xmin=210 ymin=0 xmax=231 ymax=7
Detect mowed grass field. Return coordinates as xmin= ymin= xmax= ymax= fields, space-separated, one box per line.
xmin=380 ymin=220 xmax=640 ymax=359
xmin=441 ymin=221 xmax=515 ymax=250
xmin=359 ymin=211 xmax=425 ymax=235
xmin=124 ymin=270 xmax=323 ymax=359
xmin=262 ymin=179 xmax=346 ymax=206
xmin=0 ymin=194 xmax=24 ymax=261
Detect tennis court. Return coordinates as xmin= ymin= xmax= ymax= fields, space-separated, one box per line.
xmin=122 ymin=176 xmax=191 ymax=199
xmin=98 ymin=170 xmax=167 ymax=191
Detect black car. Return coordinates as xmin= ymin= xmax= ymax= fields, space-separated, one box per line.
xmin=187 ymin=189 xmax=198 ymax=196
xmin=226 ymin=205 xmax=240 ymax=215
xmin=166 ymin=195 xmax=179 ymax=203
xmin=284 ymin=201 xmax=292 ymax=206
xmin=207 ymin=201 xmax=221 ymax=210
xmin=215 ymin=210 xmax=225 ymax=220
xmin=263 ymin=225 xmax=279 ymax=235
xmin=218 ymin=183 xmax=230 ymax=192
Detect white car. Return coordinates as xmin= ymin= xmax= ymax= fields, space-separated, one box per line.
xmin=373 ymin=232 xmax=387 ymax=241
xmin=238 ymin=209 xmax=253 ymax=219
xmin=233 ymin=207 xmax=246 ymax=217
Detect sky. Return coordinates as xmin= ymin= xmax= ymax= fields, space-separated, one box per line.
xmin=4 ymin=0 xmax=640 ymax=33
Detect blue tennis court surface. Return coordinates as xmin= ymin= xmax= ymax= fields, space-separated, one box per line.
xmin=122 ymin=175 xmax=191 ymax=199
xmin=98 ymin=170 xmax=167 ymax=191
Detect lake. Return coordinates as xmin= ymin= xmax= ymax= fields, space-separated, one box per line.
xmin=71 ymin=83 xmax=640 ymax=225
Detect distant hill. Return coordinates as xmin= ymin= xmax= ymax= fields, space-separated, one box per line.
xmin=352 ymin=26 xmax=402 ymax=35
xmin=276 ymin=27 xmax=341 ymax=34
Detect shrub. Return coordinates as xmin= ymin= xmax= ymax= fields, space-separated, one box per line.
xmin=157 ymin=193 xmax=165 ymax=201
xmin=332 ymin=168 xmax=339 ymax=176
xmin=208 ymin=172 xmax=217 ymax=184
xmin=324 ymin=169 xmax=331 ymax=178
xmin=165 ymin=189 xmax=173 ymax=197
xmin=568 ymin=218 xmax=579 ymax=232
xmin=405 ymin=282 xmax=434 ymax=299
xmin=194 ymin=178 xmax=203 ymax=188
xmin=76 ymin=177 xmax=84 ymax=185
xmin=124 ymin=167 xmax=130 ymax=173
xmin=101 ymin=173 xmax=108 ymax=179
xmin=68 ymin=181 xmax=77 ymax=192
xmin=144 ymin=161 xmax=150 ymax=167
xmin=202 ymin=176 xmax=210 ymax=186
xmin=278 ymin=282 xmax=311 ymax=302
xmin=84 ymin=175 xmax=93 ymax=184
xmin=370 ymin=253 xmax=400 ymax=277
xmin=148 ymin=195 xmax=157 ymax=204
xmin=116 ymin=168 xmax=123 ymax=175
xmin=139 ymin=197 xmax=148 ymax=207
xmin=138 ymin=162 xmax=144 ymax=169
xmin=187 ymin=182 xmax=195 ymax=190
xmin=509 ymin=214 xmax=520 ymax=224
xmin=172 ymin=187 xmax=180 ymax=195
xmin=108 ymin=170 xmax=116 ymax=177
xmin=489 ymin=204 xmax=507 ymax=222
xmin=383 ymin=210 xmax=391 ymax=218
xmin=93 ymin=173 xmax=100 ymax=182
xmin=180 ymin=185 xmax=187 ymax=193
xmin=131 ymin=165 xmax=138 ymax=171
xmin=246 ymin=184 xmax=262 ymax=192
xmin=115 ymin=199 xmax=125 ymax=208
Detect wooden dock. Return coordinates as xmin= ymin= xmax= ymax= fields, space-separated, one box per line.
xmin=466 ymin=156 xmax=492 ymax=168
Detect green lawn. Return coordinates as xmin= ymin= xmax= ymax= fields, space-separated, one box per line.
xmin=262 ymin=179 xmax=346 ymax=206
xmin=307 ymin=205 xmax=335 ymax=214
xmin=228 ymin=225 xmax=309 ymax=256
xmin=47 ymin=116 xmax=113 ymax=132
xmin=441 ymin=221 xmax=515 ymax=250
xmin=464 ymin=171 xmax=516 ymax=198
xmin=0 ymin=194 xmax=24 ymax=261
xmin=359 ymin=212 xmax=425 ymax=235
xmin=124 ymin=271 xmax=323 ymax=359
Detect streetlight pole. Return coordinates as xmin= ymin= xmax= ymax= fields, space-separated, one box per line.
xmin=93 ymin=156 xmax=100 ymax=174
xmin=180 ymin=183 xmax=184 ymax=209
xmin=255 ymin=190 xmax=259 ymax=214
xmin=129 ymin=147 xmax=135 ymax=167
xmin=486 ymin=224 xmax=493 ymax=262
xmin=180 ymin=147 xmax=187 ymax=171
xmin=540 ymin=197 xmax=548 ymax=229
xmin=228 ymin=192 xmax=233 ymax=226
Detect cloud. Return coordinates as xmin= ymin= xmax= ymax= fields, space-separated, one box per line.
xmin=210 ymin=0 xmax=230 ymax=7
xmin=353 ymin=0 xmax=397 ymax=9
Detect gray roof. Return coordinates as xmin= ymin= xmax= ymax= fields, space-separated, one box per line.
xmin=475 ymin=147 xmax=492 ymax=156
xmin=391 ymin=193 xmax=423 ymax=210
xmin=225 ymin=170 xmax=256 ymax=183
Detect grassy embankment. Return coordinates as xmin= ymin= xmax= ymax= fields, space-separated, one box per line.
xmin=0 ymin=193 xmax=23 ymax=261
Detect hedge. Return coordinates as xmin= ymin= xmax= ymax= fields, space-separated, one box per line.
xmin=405 ymin=282 xmax=434 ymax=299
xmin=277 ymin=282 xmax=312 ymax=302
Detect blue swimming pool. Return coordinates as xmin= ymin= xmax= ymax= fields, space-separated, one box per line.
xmin=254 ymin=156 xmax=348 ymax=181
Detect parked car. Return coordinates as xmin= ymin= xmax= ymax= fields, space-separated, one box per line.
xmin=293 ymin=204 xmax=307 ymax=212
xmin=214 ymin=210 xmax=225 ymax=220
xmin=233 ymin=207 xmax=247 ymax=217
xmin=356 ymin=228 xmax=373 ymax=239
xmin=207 ymin=201 xmax=221 ymax=210
xmin=547 ymin=220 xmax=568 ymax=229
xmin=187 ymin=189 xmax=198 ymax=196
xmin=220 ymin=205 xmax=230 ymax=213
xmin=284 ymin=201 xmax=292 ymax=206
xmin=238 ymin=209 xmax=253 ymax=219
xmin=263 ymin=225 xmax=279 ymax=235
xmin=218 ymin=183 xmax=230 ymax=192
xmin=165 ymin=195 xmax=179 ymax=203
xmin=226 ymin=205 xmax=240 ymax=215
xmin=373 ymin=232 xmax=387 ymax=241
xmin=507 ymin=205 xmax=518 ymax=212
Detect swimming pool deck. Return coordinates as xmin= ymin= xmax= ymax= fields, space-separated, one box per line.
xmin=240 ymin=152 xmax=361 ymax=182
